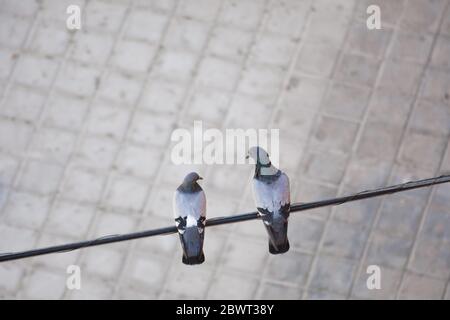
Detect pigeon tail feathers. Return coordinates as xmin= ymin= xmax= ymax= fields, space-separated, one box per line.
xmin=182 ymin=252 xmax=205 ymax=265
xmin=264 ymin=219 xmax=290 ymax=254
xmin=269 ymin=239 xmax=290 ymax=254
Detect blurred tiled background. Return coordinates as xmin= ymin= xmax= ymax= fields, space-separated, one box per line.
xmin=0 ymin=0 xmax=450 ymax=299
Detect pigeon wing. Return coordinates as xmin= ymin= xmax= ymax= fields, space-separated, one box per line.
xmin=278 ymin=172 xmax=290 ymax=206
xmin=277 ymin=172 xmax=290 ymax=219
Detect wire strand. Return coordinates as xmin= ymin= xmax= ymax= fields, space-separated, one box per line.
xmin=1 ymin=174 xmax=449 ymax=263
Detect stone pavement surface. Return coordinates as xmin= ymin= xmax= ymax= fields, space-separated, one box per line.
xmin=0 ymin=0 xmax=450 ymax=299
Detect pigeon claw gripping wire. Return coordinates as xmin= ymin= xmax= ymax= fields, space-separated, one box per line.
xmin=173 ymin=172 xmax=207 ymax=265
xmin=0 ymin=175 xmax=450 ymax=263
xmin=248 ymin=146 xmax=291 ymax=255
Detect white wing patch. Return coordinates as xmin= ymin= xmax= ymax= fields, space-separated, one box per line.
xmin=173 ymin=190 xmax=206 ymax=228
xmin=252 ymin=172 xmax=290 ymax=214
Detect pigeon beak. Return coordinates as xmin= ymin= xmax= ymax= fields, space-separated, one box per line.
xmin=198 ymin=176 xmax=203 ymax=180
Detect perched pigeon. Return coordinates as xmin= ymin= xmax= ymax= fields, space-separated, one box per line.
xmin=247 ymin=147 xmax=290 ymax=254
xmin=173 ymin=172 xmax=206 ymax=265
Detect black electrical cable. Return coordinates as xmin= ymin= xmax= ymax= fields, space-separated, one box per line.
xmin=0 ymin=174 xmax=449 ymax=263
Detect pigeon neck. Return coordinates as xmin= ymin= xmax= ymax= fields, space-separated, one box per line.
xmin=178 ymin=182 xmax=202 ymax=193
xmin=254 ymin=162 xmax=280 ymax=180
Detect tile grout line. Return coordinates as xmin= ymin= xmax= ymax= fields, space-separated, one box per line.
xmin=157 ymin=4 xmax=274 ymax=299
xmin=301 ymin=0 xmax=447 ymax=299
xmin=348 ymin=0 xmax=450 ymax=300
xmin=1 ymin=1 xmax=112 ymax=297
xmin=394 ymin=137 xmax=450 ymax=299
xmin=295 ymin=2 xmax=361 ymax=300
xmin=200 ymin=0 xmax=274 ymax=300
xmin=319 ymin=0 xmax=444 ymax=299
xmin=110 ymin=0 xmax=226 ymax=299
xmin=0 ymin=5 xmax=43 ymax=299
xmin=252 ymin=0 xmax=315 ymax=299
xmin=298 ymin=0 xmax=412 ymax=299
xmin=0 ymin=8 xmax=46 ymax=212
xmin=108 ymin=0 xmax=184 ymax=298
xmin=0 ymin=6 xmax=41 ymax=108
xmin=29 ymin=0 xmax=138 ymax=299
xmin=393 ymin=2 xmax=450 ymax=298
xmin=7 ymin=0 xmax=97 ymax=299
xmin=55 ymin=0 xmax=148 ymax=298
xmin=55 ymin=0 xmax=182 ymax=299
xmin=115 ymin=0 xmax=236 ymax=300
xmin=343 ymin=0 xmax=412 ymax=299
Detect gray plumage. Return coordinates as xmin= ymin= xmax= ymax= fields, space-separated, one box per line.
xmin=173 ymin=172 xmax=206 ymax=265
xmin=247 ymin=147 xmax=291 ymax=254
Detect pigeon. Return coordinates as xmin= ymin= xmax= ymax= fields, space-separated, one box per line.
xmin=173 ymin=172 xmax=206 ymax=265
xmin=247 ymin=146 xmax=290 ymax=254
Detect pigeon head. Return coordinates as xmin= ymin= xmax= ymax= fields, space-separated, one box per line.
xmin=179 ymin=172 xmax=203 ymax=192
xmin=246 ymin=146 xmax=279 ymax=178
xmin=246 ymin=146 xmax=271 ymax=166
xmin=183 ymin=172 xmax=203 ymax=183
